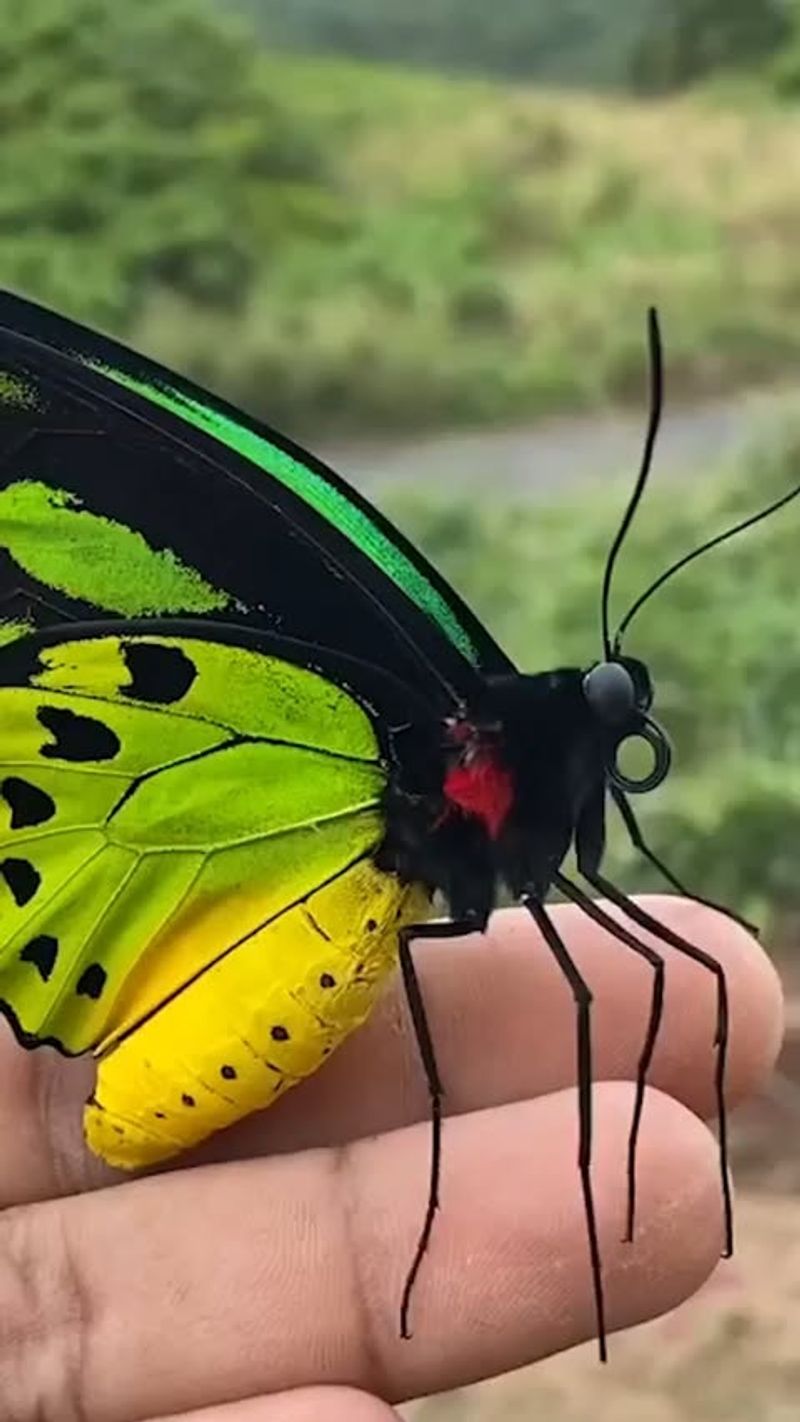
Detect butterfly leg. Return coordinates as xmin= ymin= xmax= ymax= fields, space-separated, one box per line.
xmin=611 ymin=783 xmax=758 ymax=936
xmin=398 ymin=917 xmax=479 ymax=1339
xmin=577 ymin=866 xmax=733 ymax=1259
xmin=554 ymin=871 xmax=664 ymax=1243
xmin=522 ymin=893 xmax=608 ymax=1362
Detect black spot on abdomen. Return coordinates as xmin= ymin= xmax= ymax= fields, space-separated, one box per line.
xmin=76 ymin=963 xmax=107 ymax=1000
xmin=19 ymin=934 xmax=58 ymax=981
xmin=37 ymin=705 xmax=120 ymax=763
xmin=2 ymin=776 xmax=55 ymax=829
xmin=121 ymin=641 xmax=197 ymax=705
xmin=0 ymin=858 xmax=40 ymax=907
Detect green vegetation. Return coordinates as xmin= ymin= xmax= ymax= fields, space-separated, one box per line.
xmin=6 ymin=0 xmax=800 ymax=432
xmin=112 ymin=58 xmax=800 ymax=431
xmin=0 ymin=0 xmax=339 ymax=329
xmin=236 ymin=0 xmax=791 ymax=91
xmin=385 ymin=408 xmax=800 ymax=930
xmin=631 ymin=0 xmax=792 ymax=92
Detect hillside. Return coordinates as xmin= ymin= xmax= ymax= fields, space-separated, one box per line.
xmin=6 ymin=0 xmax=800 ymax=432
xmin=171 ymin=50 xmax=800 ymax=431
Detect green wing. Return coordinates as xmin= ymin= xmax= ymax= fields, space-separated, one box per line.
xmin=0 ymin=630 xmax=385 ymax=1055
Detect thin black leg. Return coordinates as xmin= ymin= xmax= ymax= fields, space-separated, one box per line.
xmin=555 ymin=872 xmax=665 ymax=1243
xmin=581 ymin=867 xmax=733 ymax=1259
xmin=523 ymin=893 xmax=608 ymax=1363
xmin=611 ymin=784 xmax=758 ymax=936
xmin=398 ymin=917 xmax=478 ymax=1340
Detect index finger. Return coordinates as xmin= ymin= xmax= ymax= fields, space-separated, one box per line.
xmin=0 ymin=897 xmax=782 ymax=1203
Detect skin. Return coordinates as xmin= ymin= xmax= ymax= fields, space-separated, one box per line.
xmin=0 ymin=895 xmax=783 ymax=1422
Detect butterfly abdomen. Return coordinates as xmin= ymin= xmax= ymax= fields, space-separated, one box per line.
xmin=86 ymin=858 xmax=427 ymax=1169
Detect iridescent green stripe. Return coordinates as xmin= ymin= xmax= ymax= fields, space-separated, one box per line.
xmin=87 ymin=360 xmax=478 ymax=665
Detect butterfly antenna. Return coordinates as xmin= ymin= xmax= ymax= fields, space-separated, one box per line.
xmin=599 ymin=307 xmax=663 ymax=659
xmin=614 ymin=474 xmax=800 ymax=652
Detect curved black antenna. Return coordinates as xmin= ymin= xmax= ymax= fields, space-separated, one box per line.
xmin=614 ymin=475 xmax=800 ymax=652
xmin=599 ymin=307 xmax=663 ymax=659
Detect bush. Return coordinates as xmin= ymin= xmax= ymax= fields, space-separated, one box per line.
xmin=630 ymin=0 xmax=792 ymax=94
xmin=0 ymin=0 xmax=332 ymax=327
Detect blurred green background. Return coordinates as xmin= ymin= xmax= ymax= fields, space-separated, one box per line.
xmin=5 ymin=2 xmax=800 ymax=1416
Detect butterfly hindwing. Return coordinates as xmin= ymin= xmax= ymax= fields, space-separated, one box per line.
xmin=0 ymin=630 xmax=392 ymax=1061
xmin=0 ymin=293 xmax=447 ymax=1170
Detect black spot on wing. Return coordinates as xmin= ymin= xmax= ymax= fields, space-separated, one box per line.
xmin=37 ymin=705 xmax=120 ymax=763
xmin=2 ymin=776 xmax=55 ymax=829
xmin=0 ymin=858 xmax=40 ymax=907
xmin=121 ymin=641 xmax=197 ymax=705
xmin=19 ymin=934 xmax=58 ymax=981
xmin=76 ymin=963 xmax=107 ymax=1000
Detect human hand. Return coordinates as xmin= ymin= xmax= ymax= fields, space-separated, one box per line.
xmin=0 ymin=895 xmax=782 ymax=1421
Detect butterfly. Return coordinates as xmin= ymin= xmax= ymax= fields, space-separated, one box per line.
xmin=1 ymin=295 xmax=789 ymax=1360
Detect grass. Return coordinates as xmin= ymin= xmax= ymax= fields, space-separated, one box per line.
xmin=126 ymin=52 xmax=800 ymax=432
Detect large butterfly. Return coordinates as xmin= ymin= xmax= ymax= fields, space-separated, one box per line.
xmin=0 ymin=294 xmax=747 ymax=1358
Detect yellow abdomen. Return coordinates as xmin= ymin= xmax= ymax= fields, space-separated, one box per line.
xmin=85 ymin=859 xmax=428 ymax=1168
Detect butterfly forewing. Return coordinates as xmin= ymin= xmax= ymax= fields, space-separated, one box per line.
xmin=0 ymin=290 xmax=514 ymax=707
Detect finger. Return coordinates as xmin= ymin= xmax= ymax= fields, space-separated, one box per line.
xmin=152 ymin=1387 xmax=402 ymax=1421
xmin=0 ymin=895 xmax=782 ymax=1202
xmin=197 ymin=894 xmax=781 ymax=1158
xmin=5 ymin=1082 xmax=723 ymax=1420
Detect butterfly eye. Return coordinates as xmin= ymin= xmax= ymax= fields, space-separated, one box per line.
xmin=608 ymin=715 xmax=672 ymax=795
xmin=582 ymin=660 xmax=636 ymax=725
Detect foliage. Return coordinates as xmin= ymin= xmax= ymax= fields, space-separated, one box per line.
xmin=0 ymin=0 xmax=335 ymax=327
xmin=7 ymin=1 xmax=800 ymax=431
xmin=384 ymin=407 xmax=800 ymax=928
xmin=630 ymin=0 xmax=792 ymax=93
xmin=236 ymin=0 xmax=793 ymax=91
xmin=235 ymin=0 xmax=656 ymax=88
xmin=769 ymin=0 xmax=800 ymax=93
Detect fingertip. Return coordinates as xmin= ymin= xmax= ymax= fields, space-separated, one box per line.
xmin=598 ymin=1082 xmax=725 ymax=1333
xmin=634 ymin=895 xmax=785 ymax=1105
xmin=358 ymin=1079 xmax=726 ymax=1397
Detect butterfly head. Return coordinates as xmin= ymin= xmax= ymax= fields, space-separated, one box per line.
xmin=581 ymin=655 xmax=671 ymax=795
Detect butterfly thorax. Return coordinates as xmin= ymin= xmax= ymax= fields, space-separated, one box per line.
xmin=379 ymin=663 xmax=655 ymax=925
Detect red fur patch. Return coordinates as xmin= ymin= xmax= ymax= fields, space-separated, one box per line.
xmin=443 ymin=754 xmax=514 ymax=839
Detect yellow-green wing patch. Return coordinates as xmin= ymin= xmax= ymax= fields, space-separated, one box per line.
xmin=0 ymin=633 xmax=386 ymax=1054
xmin=0 ymin=480 xmax=235 ymax=616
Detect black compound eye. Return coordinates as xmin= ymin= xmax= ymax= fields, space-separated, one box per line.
xmin=582 ymin=661 xmax=636 ymax=726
